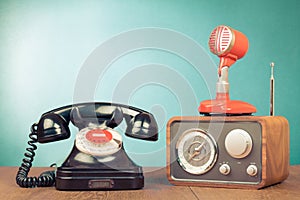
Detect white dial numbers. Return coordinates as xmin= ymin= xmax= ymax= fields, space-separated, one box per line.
xmin=76 ymin=127 xmax=122 ymax=156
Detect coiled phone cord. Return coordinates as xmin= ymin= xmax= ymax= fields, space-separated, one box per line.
xmin=16 ymin=124 xmax=55 ymax=187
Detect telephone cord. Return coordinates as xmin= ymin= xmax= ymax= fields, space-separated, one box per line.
xmin=16 ymin=124 xmax=55 ymax=187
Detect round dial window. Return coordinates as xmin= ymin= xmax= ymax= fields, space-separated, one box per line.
xmin=176 ymin=129 xmax=218 ymax=175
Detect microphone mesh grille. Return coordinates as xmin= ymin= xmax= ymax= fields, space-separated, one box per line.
xmin=209 ymin=26 xmax=233 ymax=55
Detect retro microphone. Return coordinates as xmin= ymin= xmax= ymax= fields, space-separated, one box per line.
xmin=199 ymin=25 xmax=256 ymax=115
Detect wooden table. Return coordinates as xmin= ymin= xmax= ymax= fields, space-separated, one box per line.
xmin=1 ymin=166 xmax=300 ymax=200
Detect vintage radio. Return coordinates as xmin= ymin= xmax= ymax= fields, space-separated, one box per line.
xmin=166 ymin=25 xmax=289 ymax=189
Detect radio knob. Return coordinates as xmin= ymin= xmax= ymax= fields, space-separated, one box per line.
xmin=247 ymin=165 xmax=258 ymax=176
xmin=225 ymin=129 xmax=253 ymax=159
xmin=219 ymin=164 xmax=231 ymax=175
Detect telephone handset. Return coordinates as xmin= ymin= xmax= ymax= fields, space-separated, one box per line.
xmin=16 ymin=102 xmax=158 ymax=190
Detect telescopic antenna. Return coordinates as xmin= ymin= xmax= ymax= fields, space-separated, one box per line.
xmin=270 ymin=62 xmax=275 ymax=116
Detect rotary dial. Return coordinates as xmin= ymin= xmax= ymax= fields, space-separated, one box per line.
xmin=75 ymin=127 xmax=122 ymax=156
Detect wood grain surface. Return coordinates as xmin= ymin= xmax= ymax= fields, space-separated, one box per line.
xmin=1 ymin=166 xmax=300 ymax=200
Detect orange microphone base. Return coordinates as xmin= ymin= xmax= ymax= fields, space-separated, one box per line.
xmin=199 ymin=93 xmax=256 ymax=115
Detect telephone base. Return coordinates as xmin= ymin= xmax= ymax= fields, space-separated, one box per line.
xmin=55 ymin=166 xmax=144 ymax=190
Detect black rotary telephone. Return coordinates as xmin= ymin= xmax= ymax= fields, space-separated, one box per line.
xmin=16 ymin=102 xmax=158 ymax=190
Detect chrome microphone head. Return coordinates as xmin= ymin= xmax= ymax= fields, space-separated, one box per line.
xmin=208 ymin=25 xmax=249 ymax=70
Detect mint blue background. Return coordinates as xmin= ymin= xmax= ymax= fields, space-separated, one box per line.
xmin=0 ymin=0 xmax=299 ymax=166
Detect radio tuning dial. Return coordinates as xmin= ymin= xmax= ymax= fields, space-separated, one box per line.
xmin=225 ymin=129 xmax=253 ymax=159
xmin=176 ymin=129 xmax=218 ymax=175
xmin=219 ymin=164 xmax=231 ymax=175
